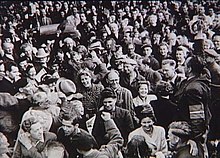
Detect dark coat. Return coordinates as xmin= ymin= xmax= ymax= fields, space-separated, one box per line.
xmin=92 ymin=106 xmax=134 ymax=146
xmin=174 ymin=76 xmax=211 ymax=141
xmin=151 ymin=97 xmax=178 ymax=133
xmin=173 ymin=143 xmax=204 ymax=158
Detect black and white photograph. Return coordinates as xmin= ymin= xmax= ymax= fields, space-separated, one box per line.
xmin=0 ymin=1 xmax=220 ymax=158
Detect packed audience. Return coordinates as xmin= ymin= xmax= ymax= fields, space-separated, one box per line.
xmin=0 ymin=1 xmax=220 ymax=158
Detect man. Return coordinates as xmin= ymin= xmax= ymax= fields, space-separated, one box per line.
xmin=0 ymin=61 xmax=21 ymax=95
xmin=120 ymin=58 xmax=146 ymax=97
xmin=174 ymin=56 xmax=211 ymax=157
xmin=127 ymin=42 xmax=142 ymax=63
xmin=106 ymin=69 xmax=134 ymax=112
xmin=71 ymin=112 xmax=124 ymax=158
xmin=202 ymin=49 xmax=220 ymax=152
xmin=57 ymin=114 xmax=85 ymax=158
xmin=92 ymin=87 xmax=134 ymax=146
xmin=161 ymin=59 xmax=185 ymax=102
xmin=168 ymin=121 xmax=204 ymax=158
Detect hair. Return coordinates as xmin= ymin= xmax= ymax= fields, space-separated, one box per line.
xmin=5 ymin=61 xmax=17 ymax=72
xmin=186 ymin=56 xmax=205 ymax=75
xmin=125 ymin=135 xmax=151 ymax=158
xmin=169 ymin=121 xmax=191 ymax=140
xmin=159 ymin=42 xmax=169 ymax=49
xmin=25 ymin=63 xmax=35 ymax=75
xmin=44 ymin=141 xmax=67 ymax=158
xmin=20 ymin=43 xmax=32 ymax=51
xmin=162 ymin=59 xmax=176 ymax=68
xmin=137 ymin=81 xmax=151 ymax=91
xmin=21 ymin=117 xmax=38 ymax=132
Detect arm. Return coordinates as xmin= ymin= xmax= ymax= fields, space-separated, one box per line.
xmin=99 ymin=112 xmax=124 ymax=156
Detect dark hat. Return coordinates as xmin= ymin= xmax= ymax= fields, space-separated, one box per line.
xmin=141 ymin=43 xmax=152 ymax=49
xmin=70 ymin=130 xmax=98 ymax=151
xmin=204 ymin=49 xmax=219 ymax=57
xmin=101 ymin=87 xmax=117 ymax=100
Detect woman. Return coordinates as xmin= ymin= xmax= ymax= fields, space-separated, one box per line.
xmin=12 ymin=117 xmax=57 ymax=158
xmin=128 ymin=110 xmax=168 ymax=158
xmin=77 ymin=69 xmax=104 ymax=118
xmin=133 ymin=81 xmax=157 ymax=117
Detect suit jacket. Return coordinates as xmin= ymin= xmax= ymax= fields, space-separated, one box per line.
xmin=92 ymin=106 xmax=134 ymax=146
xmin=40 ymin=17 xmax=52 ymax=26
xmin=0 ymin=77 xmax=18 ymax=95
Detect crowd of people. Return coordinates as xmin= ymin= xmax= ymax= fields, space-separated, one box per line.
xmin=0 ymin=1 xmax=220 ymax=158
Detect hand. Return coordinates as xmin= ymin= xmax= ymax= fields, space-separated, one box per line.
xmin=101 ymin=112 xmax=111 ymax=121
xmin=187 ymin=139 xmax=198 ymax=156
xmin=19 ymin=132 xmax=32 ymax=149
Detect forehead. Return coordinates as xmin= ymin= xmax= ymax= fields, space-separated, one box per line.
xmin=31 ymin=122 xmax=41 ymax=130
xmin=103 ymin=97 xmax=115 ymax=102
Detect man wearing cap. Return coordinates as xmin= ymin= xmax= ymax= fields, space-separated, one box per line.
xmin=34 ymin=48 xmax=50 ymax=73
xmin=142 ymin=44 xmax=160 ymax=70
xmin=127 ymin=42 xmax=142 ymax=64
xmin=202 ymin=49 xmax=220 ymax=147
xmin=120 ymin=58 xmax=146 ymax=97
xmin=92 ymin=87 xmax=134 ymax=146
xmin=168 ymin=121 xmax=204 ymax=158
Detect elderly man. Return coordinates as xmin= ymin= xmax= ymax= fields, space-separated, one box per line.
xmin=168 ymin=121 xmax=204 ymax=158
xmin=120 ymin=58 xmax=146 ymax=97
xmin=106 ymin=69 xmax=134 ymax=112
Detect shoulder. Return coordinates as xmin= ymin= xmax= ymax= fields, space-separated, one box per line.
xmin=153 ymin=125 xmax=166 ymax=134
xmin=44 ymin=132 xmax=57 ymax=140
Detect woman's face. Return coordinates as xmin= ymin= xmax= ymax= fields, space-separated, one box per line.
xmin=80 ymin=75 xmax=92 ymax=88
xmin=176 ymin=50 xmax=186 ymax=62
xmin=159 ymin=45 xmax=168 ymax=57
xmin=28 ymin=67 xmax=36 ymax=79
xmin=141 ymin=117 xmax=154 ymax=133
xmin=138 ymin=84 xmax=149 ymax=97
xmin=30 ymin=122 xmax=44 ymax=141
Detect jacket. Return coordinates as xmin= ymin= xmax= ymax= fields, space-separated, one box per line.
xmin=12 ymin=132 xmax=57 ymax=158
xmin=83 ymin=119 xmax=124 ymax=158
xmin=174 ymin=76 xmax=211 ymax=141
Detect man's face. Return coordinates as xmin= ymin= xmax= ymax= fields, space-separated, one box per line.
xmin=106 ymin=40 xmax=112 ymax=50
xmin=80 ymin=75 xmax=92 ymax=88
xmin=168 ymin=129 xmax=179 ymax=150
xmin=80 ymin=14 xmax=87 ymax=22
xmin=3 ymin=43 xmax=14 ymax=55
xmin=23 ymin=46 xmax=32 ymax=58
xmin=124 ymin=63 xmax=134 ymax=75
xmin=65 ymin=39 xmax=74 ymax=51
xmin=143 ymin=47 xmax=152 ymax=57
xmin=213 ymin=36 xmax=220 ymax=49
xmin=8 ymin=66 xmax=20 ymax=81
xmin=30 ymin=122 xmax=44 ymax=141
xmin=128 ymin=44 xmax=135 ymax=55
xmin=108 ymin=72 xmax=120 ymax=89
xmin=62 ymin=122 xmax=74 ymax=136
xmin=162 ymin=64 xmax=175 ymax=80
xmin=103 ymin=97 xmax=116 ymax=112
